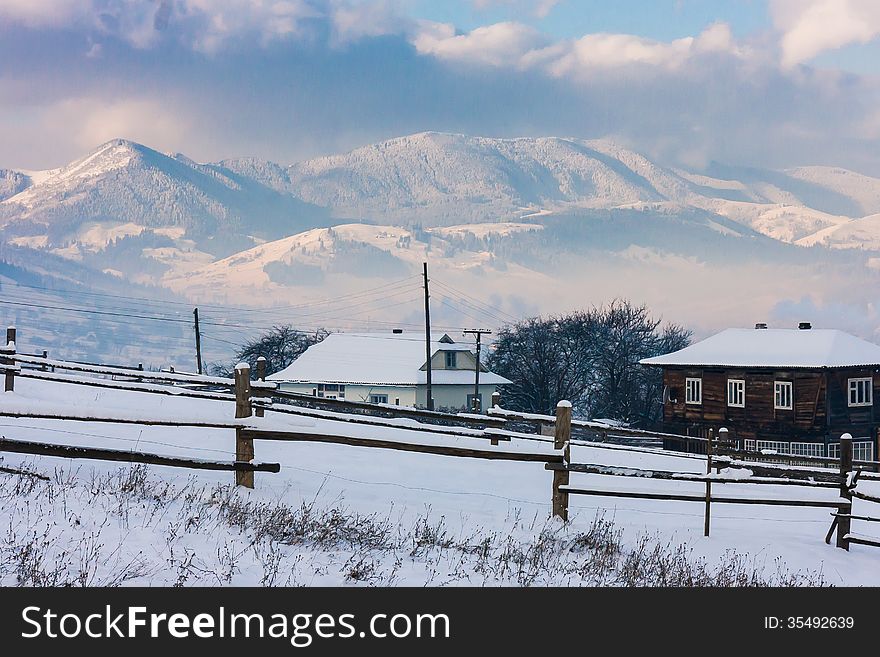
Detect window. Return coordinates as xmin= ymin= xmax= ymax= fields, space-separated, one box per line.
xmin=317 ymin=383 xmax=345 ymax=399
xmin=848 ymin=378 xmax=873 ymax=407
xmin=685 ymin=378 xmax=702 ymax=405
xmin=744 ymin=439 xmax=756 ymax=452
xmin=790 ymin=442 xmax=824 ymax=457
xmin=727 ymin=379 xmax=745 ymax=407
xmin=369 ymin=394 xmax=388 ymax=405
xmin=445 ymin=351 xmax=456 ymax=368
xmin=854 ymin=441 xmax=875 ymax=462
xmin=828 ymin=441 xmax=874 ymax=462
xmin=466 ymin=393 xmax=482 ymax=412
xmin=774 ymin=381 xmax=793 ymax=410
xmin=756 ymin=440 xmax=789 ymax=454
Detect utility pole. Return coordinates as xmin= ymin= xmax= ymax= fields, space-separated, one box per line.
xmin=423 ymin=262 xmax=434 ymax=410
xmin=193 ymin=307 xmax=203 ymax=375
xmin=463 ymin=328 xmax=492 ymax=413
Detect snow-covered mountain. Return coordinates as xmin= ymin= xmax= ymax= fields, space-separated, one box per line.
xmin=6 ymin=133 xmax=880 ymax=251
xmin=0 ymin=139 xmax=330 ymax=259
xmin=283 ymin=132 xmax=701 ymax=224
xmin=4 ymin=132 xmax=880 ymax=346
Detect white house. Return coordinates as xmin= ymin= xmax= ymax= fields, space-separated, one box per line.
xmin=268 ymin=331 xmax=510 ymax=412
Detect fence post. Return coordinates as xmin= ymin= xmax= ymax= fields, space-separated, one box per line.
xmin=491 ymin=391 xmax=501 ymax=409
xmin=234 ymin=362 xmax=254 ymax=489
xmin=255 ymin=357 xmax=267 ymax=418
xmin=552 ymin=400 xmax=572 ymax=521
xmin=41 ymin=350 xmax=47 ymax=372
xmin=4 ymin=327 xmax=16 ymax=392
xmin=704 ymin=428 xmax=714 ymax=537
xmin=837 ymin=433 xmax=853 ymax=550
xmin=716 ymin=427 xmax=728 ymax=474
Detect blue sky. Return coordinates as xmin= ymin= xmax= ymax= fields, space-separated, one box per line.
xmin=1 ymin=0 xmax=879 ymax=174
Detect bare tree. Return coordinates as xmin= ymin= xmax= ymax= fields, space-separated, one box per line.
xmin=487 ymin=300 xmax=690 ymax=427
xmin=210 ymin=326 xmax=329 ymax=376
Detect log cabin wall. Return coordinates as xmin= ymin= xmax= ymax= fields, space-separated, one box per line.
xmin=660 ymin=366 xmax=880 ymax=446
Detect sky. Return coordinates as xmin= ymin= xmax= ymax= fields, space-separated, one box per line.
xmin=2 ymin=0 xmax=880 ymax=174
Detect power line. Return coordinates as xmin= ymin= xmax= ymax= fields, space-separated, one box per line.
xmin=430 ymin=277 xmax=519 ymax=323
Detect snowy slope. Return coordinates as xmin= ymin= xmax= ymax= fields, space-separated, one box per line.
xmin=165 ymin=223 xmax=553 ymax=308
xmin=285 ymin=132 xmax=705 ymax=224
xmin=786 ymin=166 xmax=880 ymax=217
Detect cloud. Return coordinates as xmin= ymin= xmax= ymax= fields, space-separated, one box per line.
xmin=0 ymin=0 xmax=329 ymax=52
xmin=0 ymin=96 xmax=192 ymax=168
xmin=412 ymin=21 xmax=550 ymax=68
xmin=0 ymin=0 xmax=88 ymax=27
xmin=330 ymin=0 xmax=411 ymax=44
xmin=772 ymin=0 xmax=880 ymax=67
xmin=412 ymin=20 xmax=744 ymax=76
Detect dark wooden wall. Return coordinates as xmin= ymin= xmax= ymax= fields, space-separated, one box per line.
xmin=660 ymin=366 xmax=879 ymax=444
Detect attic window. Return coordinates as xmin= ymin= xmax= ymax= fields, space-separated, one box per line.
xmin=445 ymin=351 xmax=456 ymax=368
xmin=848 ymin=378 xmax=873 ymax=407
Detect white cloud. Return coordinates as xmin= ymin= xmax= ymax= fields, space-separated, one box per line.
xmin=412 ymin=21 xmax=744 ymax=76
xmin=0 ymin=0 xmax=88 ymax=27
xmin=0 ymin=97 xmax=192 ymax=168
xmin=772 ymin=0 xmax=880 ymax=67
xmin=412 ymin=21 xmax=550 ymax=68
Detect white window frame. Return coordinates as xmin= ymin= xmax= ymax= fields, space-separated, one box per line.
xmin=774 ymin=381 xmax=793 ymax=410
xmin=685 ymin=378 xmax=702 ymax=405
xmin=743 ymin=439 xmax=756 ymax=452
xmin=828 ymin=440 xmax=875 ymax=462
xmin=756 ymin=440 xmax=789 ymax=454
xmin=854 ymin=440 xmax=875 ymax=462
xmin=790 ymin=442 xmax=824 ymax=457
xmin=369 ymin=394 xmax=389 ymax=405
xmin=727 ymin=379 xmax=745 ymax=408
xmin=848 ymin=377 xmax=873 ymax=407
xmin=445 ymin=351 xmax=456 ymax=368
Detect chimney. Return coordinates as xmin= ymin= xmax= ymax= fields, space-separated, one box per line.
xmin=392 ymin=328 xmax=403 ymax=334
xmin=798 ymin=322 xmax=812 ymax=330
xmin=755 ymin=323 xmax=768 ymax=329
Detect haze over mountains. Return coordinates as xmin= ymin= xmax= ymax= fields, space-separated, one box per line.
xmin=2 ymin=131 xmax=880 ymax=362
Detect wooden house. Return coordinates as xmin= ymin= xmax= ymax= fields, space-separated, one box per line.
xmin=640 ymin=323 xmax=880 ymax=461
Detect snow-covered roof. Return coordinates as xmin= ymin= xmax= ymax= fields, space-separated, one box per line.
xmin=640 ymin=328 xmax=880 ymax=369
xmin=269 ymin=332 xmax=511 ymax=386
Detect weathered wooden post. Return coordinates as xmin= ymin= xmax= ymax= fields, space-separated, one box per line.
xmin=704 ymin=428 xmax=714 ymax=537
xmin=716 ymin=427 xmax=728 ymax=474
xmin=255 ymin=357 xmax=267 ymax=418
xmin=491 ymin=391 xmax=501 ymax=409
xmin=234 ymin=362 xmax=254 ymax=489
xmin=40 ymin=350 xmax=47 ymax=372
xmin=837 ymin=433 xmax=853 ymax=550
xmin=4 ymin=327 xmax=16 ymax=392
xmin=552 ymin=400 xmax=572 ymax=521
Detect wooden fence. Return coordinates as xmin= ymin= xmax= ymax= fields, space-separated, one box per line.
xmin=2 ymin=325 xmax=879 ymax=551
xmin=0 ymin=326 xmax=561 ymax=490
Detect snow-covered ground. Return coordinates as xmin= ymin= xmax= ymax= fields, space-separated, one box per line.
xmin=0 ymin=377 xmax=878 ymax=586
